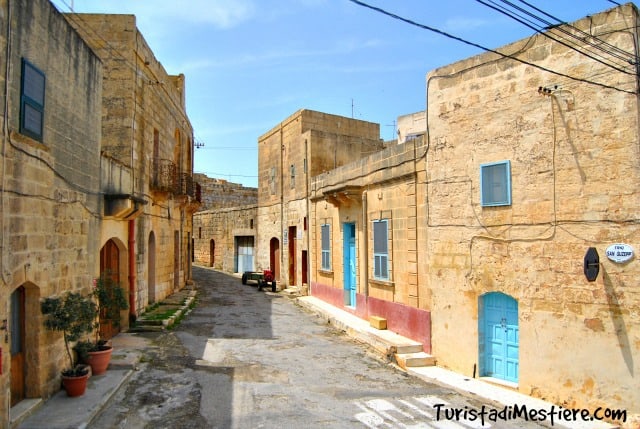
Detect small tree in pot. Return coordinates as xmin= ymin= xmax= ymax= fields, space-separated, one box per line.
xmin=41 ymin=292 xmax=97 ymax=396
xmin=75 ymin=274 xmax=128 ymax=375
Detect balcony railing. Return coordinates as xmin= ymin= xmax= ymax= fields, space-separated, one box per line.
xmin=195 ymin=182 xmax=202 ymax=203
xmin=151 ymin=158 xmax=178 ymax=193
xmin=179 ymin=172 xmax=194 ymax=197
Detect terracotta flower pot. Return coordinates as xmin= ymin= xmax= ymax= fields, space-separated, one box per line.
xmin=87 ymin=346 xmax=113 ymax=375
xmin=62 ymin=372 xmax=89 ymax=397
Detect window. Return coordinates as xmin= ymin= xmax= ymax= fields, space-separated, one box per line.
xmin=321 ymin=224 xmax=331 ymax=270
xmin=269 ymin=167 xmax=276 ymax=195
xmin=480 ymin=160 xmax=511 ymax=207
xmin=20 ymin=59 xmax=45 ymax=141
xmin=290 ymin=164 xmax=296 ymax=189
xmin=373 ymin=219 xmax=389 ymax=280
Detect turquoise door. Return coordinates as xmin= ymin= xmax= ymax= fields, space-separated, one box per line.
xmin=343 ymin=223 xmax=356 ymax=307
xmin=479 ymin=292 xmax=519 ymax=383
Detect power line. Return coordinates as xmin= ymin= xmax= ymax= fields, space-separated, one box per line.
xmin=483 ymin=0 xmax=637 ymax=69
xmin=475 ymin=0 xmax=635 ymax=76
xmin=346 ymin=0 xmax=636 ymax=94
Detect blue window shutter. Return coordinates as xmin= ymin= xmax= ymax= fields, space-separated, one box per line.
xmin=480 ymin=160 xmax=511 ymax=206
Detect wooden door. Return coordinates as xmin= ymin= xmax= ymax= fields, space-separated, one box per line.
xmin=480 ymin=292 xmax=519 ymax=383
xmin=10 ymin=286 xmax=25 ymax=406
xmin=100 ymin=239 xmax=120 ymax=340
xmin=288 ymin=226 xmax=296 ymax=286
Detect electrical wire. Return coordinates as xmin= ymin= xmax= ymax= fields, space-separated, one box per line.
xmin=477 ymin=0 xmax=637 ymax=74
xmin=346 ymin=0 xmax=636 ymax=94
xmin=516 ymin=0 xmax=635 ymax=61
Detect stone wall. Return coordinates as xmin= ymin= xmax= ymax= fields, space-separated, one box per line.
xmin=425 ymin=3 xmax=639 ymax=422
xmin=68 ymin=14 xmax=196 ymax=314
xmin=256 ymin=109 xmax=384 ymax=287
xmin=193 ymin=206 xmax=258 ymax=273
xmin=194 ymin=173 xmax=257 ymax=210
xmin=0 ymin=0 xmax=103 ymax=418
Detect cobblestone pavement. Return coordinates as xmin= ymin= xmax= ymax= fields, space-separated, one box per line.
xmin=90 ymin=267 xmax=548 ymax=429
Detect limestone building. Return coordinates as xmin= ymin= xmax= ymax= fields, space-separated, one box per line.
xmin=0 ymin=0 xmax=103 ymax=420
xmin=194 ymin=174 xmax=257 ymax=211
xmin=424 ymin=3 xmax=639 ymax=421
xmin=0 ymin=2 xmax=198 ymax=424
xmin=256 ymin=110 xmax=385 ymax=290
xmin=310 ymin=3 xmax=639 ymax=425
xmin=192 ymin=174 xmax=258 ymax=272
xmin=67 ymin=13 xmax=200 ymax=317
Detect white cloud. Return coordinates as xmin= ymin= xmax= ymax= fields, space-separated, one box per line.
xmin=443 ymin=17 xmax=491 ymax=33
xmin=71 ymin=0 xmax=256 ymax=29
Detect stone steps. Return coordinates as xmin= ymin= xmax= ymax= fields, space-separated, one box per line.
xmin=394 ymin=351 xmax=437 ymax=370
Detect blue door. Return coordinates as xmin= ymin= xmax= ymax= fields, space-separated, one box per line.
xmin=343 ymin=223 xmax=356 ymax=307
xmin=479 ymin=292 xmax=519 ymax=383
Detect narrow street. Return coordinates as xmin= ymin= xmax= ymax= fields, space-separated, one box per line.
xmin=90 ymin=267 xmax=547 ymax=428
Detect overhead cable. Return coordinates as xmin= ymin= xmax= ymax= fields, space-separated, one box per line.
xmin=346 ymin=0 xmax=636 ymax=94
xmin=475 ymin=0 xmax=635 ymax=75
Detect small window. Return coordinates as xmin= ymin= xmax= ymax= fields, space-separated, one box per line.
xmin=372 ymin=219 xmax=389 ymax=280
xmin=290 ymin=164 xmax=295 ymax=189
xmin=480 ymin=160 xmax=511 ymax=207
xmin=198 ymin=227 xmax=202 ymax=239
xmin=20 ymin=59 xmax=46 ymax=142
xmin=321 ymin=224 xmax=331 ymax=270
xmin=250 ymin=219 xmax=254 ymax=229
xmin=269 ymin=167 xmax=276 ymax=195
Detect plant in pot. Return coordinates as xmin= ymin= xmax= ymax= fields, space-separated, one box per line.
xmin=41 ymin=292 xmax=97 ymax=397
xmin=75 ymin=274 xmax=128 ymax=375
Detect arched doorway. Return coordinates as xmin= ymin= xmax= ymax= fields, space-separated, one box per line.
xmin=10 ymin=286 xmax=25 ymax=406
xmin=270 ymin=237 xmax=280 ymax=280
xmin=11 ymin=283 xmax=40 ymax=406
xmin=479 ymin=292 xmax=519 ymax=383
xmin=148 ymin=232 xmax=156 ymax=304
xmin=209 ymin=239 xmax=215 ymax=267
xmin=100 ymin=239 xmax=121 ymax=340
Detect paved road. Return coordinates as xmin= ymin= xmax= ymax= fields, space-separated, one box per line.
xmin=91 ymin=267 xmax=546 ymax=428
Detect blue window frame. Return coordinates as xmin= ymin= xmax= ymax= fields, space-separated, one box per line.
xmin=480 ymin=160 xmax=511 ymax=207
xmin=372 ymin=219 xmax=389 ymax=280
xmin=20 ymin=59 xmax=46 ymax=142
xmin=321 ymin=224 xmax=331 ymax=270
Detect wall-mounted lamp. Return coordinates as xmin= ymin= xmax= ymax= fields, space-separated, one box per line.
xmin=584 ymin=247 xmax=600 ymax=282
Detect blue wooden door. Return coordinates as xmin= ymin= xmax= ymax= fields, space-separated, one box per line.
xmin=480 ymin=292 xmax=519 ymax=383
xmin=343 ymin=223 xmax=356 ymax=307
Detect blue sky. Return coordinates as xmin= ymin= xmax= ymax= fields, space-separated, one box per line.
xmin=51 ymin=0 xmax=624 ymax=188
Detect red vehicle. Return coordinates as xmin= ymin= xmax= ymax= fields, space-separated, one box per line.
xmin=241 ymin=269 xmax=277 ymax=292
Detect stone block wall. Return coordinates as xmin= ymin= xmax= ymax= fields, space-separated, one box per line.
xmin=0 ymin=0 xmax=103 ymax=419
xmin=193 ymin=206 xmax=257 ymax=272
xmin=194 ymin=173 xmax=257 ymax=210
xmin=426 ymin=3 xmax=639 ymax=421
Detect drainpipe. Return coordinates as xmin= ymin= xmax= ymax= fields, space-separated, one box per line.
xmin=280 ymin=123 xmax=284 ymax=285
xmin=362 ymin=190 xmax=368 ymax=299
xmin=128 ymin=219 xmax=136 ymax=319
xmin=305 ymin=138 xmax=311 ymax=295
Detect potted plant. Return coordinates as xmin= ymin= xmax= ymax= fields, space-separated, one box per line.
xmin=76 ymin=274 xmax=128 ymax=375
xmin=41 ymin=292 xmax=97 ymax=397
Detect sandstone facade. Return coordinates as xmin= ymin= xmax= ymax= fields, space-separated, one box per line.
xmin=67 ymin=14 xmax=199 ymax=316
xmin=194 ymin=174 xmax=257 ymax=211
xmin=0 ymin=3 xmax=197 ymax=424
xmin=255 ymin=109 xmax=385 ymax=289
xmin=424 ymin=4 xmax=639 ymax=422
xmin=193 ymin=206 xmax=258 ymax=272
xmin=0 ymin=0 xmax=102 ymax=419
